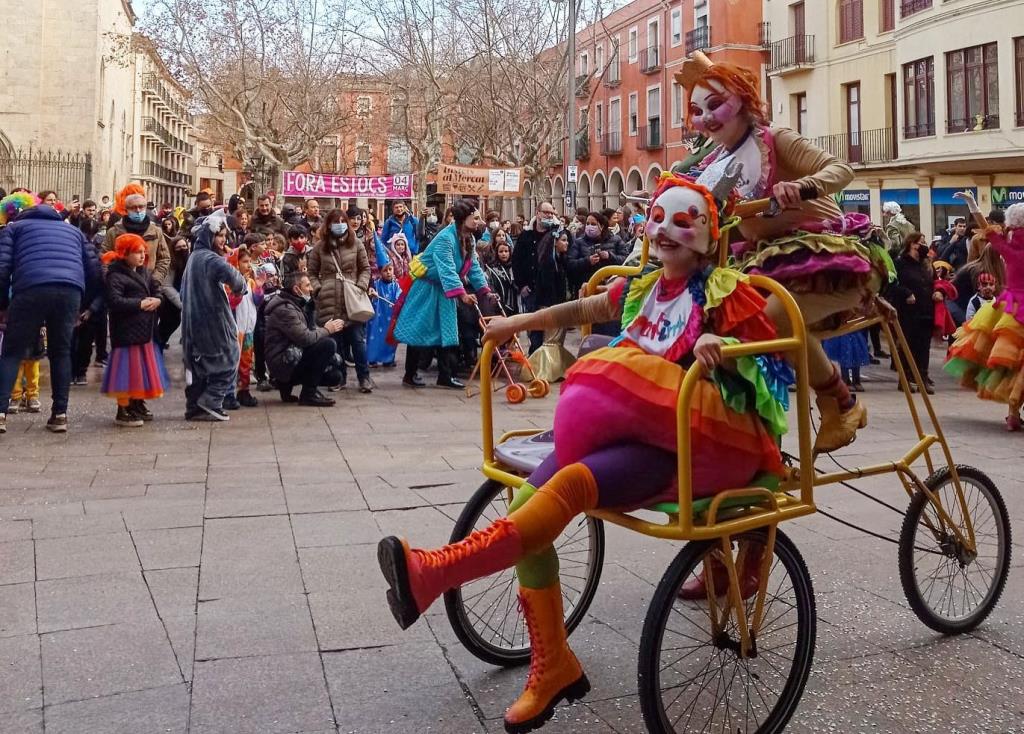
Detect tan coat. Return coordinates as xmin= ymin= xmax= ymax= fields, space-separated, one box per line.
xmin=308 ymin=233 xmax=371 ymax=324
xmin=102 ymin=220 xmax=171 ymax=286
xmin=739 ymin=127 xmax=855 ymax=243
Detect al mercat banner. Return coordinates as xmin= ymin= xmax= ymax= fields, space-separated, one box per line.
xmin=437 ymin=163 xmax=523 ymax=196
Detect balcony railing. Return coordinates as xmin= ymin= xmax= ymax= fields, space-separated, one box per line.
xmin=574 ymin=127 xmax=590 ymax=160
xmin=638 ymin=121 xmax=663 ymax=150
xmin=758 ymin=22 xmax=771 ymax=48
xmin=141 ymin=159 xmax=190 ymax=186
xmin=768 ymin=35 xmax=815 ymax=73
xmin=141 ymin=73 xmax=193 ymax=124
xmin=813 ymin=128 xmax=896 ymax=165
xmin=600 ymin=131 xmax=622 ymax=155
xmin=685 ymin=26 xmax=711 ymax=55
xmin=574 ymin=74 xmax=590 ymax=99
xmin=639 ymin=46 xmax=661 ymax=74
xmin=900 ymin=0 xmax=931 ymax=18
xmin=947 ymin=115 xmax=1000 ymax=134
xmin=604 ymin=66 xmax=621 ymax=87
xmin=904 ymin=121 xmax=936 ymax=139
xmin=141 ymin=117 xmax=194 ymax=156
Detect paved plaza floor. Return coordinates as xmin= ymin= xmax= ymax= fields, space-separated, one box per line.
xmin=1 ymin=343 xmax=1023 ymax=733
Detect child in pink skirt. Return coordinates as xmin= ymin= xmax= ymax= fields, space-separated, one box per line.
xmin=100 ymin=234 xmax=169 ymax=427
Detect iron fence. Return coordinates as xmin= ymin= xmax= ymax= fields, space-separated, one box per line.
xmin=600 ymin=132 xmax=622 ymax=155
xmin=0 ymin=148 xmax=92 ymax=200
xmin=639 ymin=46 xmax=661 ymax=74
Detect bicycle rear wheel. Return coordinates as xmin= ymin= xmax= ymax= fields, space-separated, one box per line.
xmin=443 ymin=479 xmax=605 ymax=666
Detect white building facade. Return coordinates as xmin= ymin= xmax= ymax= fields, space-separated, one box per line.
xmin=0 ymin=0 xmax=138 ymax=200
xmin=764 ymin=0 xmax=1024 ymax=239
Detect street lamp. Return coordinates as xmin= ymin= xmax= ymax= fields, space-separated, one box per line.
xmin=554 ymin=0 xmax=577 ymax=214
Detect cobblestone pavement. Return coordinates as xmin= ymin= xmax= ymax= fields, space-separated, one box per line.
xmin=1 ymin=344 xmax=1023 ymax=733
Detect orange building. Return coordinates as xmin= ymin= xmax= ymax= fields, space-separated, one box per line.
xmin=535 ymin=0 xmax=768 ymax=214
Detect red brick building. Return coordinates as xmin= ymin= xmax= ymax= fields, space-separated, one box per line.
xmin=532 ymin=0 xmax=768 ymax=214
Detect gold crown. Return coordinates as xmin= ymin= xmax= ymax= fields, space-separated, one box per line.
xmin=674 ymin=50 xmax=714 ymax=90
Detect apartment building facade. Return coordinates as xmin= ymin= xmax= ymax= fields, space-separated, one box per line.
xmin=132 ymin=36 xmax=195 ymax=208
xmin=764 ymin=0 xmax=1024 ymax=238
xmin=533 ymin=0 xmax=768 ymax=215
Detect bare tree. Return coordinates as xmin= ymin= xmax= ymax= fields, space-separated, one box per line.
xmin=142 ymin=0 xmax=357 ymax=182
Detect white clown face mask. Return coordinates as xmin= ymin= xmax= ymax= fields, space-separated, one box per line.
xmin=646 ymin=185 xmax=715 ymax=260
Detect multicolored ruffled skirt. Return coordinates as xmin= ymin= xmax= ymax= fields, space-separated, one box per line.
xmin=101 ymin=342 xmax=170 ymax=400
xmin=945 ymin=302 xmax=1024 ymax=407
xmin=734 ymin=214 xmax=891 ymax=304
xmin=553 ymin=345 xmax=790 ymax=508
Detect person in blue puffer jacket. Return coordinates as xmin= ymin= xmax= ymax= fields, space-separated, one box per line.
xmin=0 ymin=202 xmax=102 ymax=433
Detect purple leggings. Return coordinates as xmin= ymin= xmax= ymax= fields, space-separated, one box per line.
xmin=527 ymin=443 xmax=677 ymax=510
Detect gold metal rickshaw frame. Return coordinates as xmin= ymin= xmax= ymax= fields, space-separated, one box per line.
xmin=472 ymin=195 xmax=981 ymax=664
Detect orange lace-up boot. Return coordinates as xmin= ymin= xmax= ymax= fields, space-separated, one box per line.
xmin=677 ymin=543 xmax=765 ymax=602
xmin=503 ymin=583 xmax=590 ymax=733
xmin=378 ymin=518 xmax=522 ymax=629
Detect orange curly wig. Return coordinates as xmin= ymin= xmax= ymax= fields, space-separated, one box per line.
xmin=113 ymin=183 xmax=147 ymax=217
xmin=684 ymin=63 xmax=768 ymax=130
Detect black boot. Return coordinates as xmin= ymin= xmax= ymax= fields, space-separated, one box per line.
xmin=115 ymin=405 xmax=143 ymax=427
xmin=130 ymin=399 xmax=154 ymax=421
xmin=237 ymin=390 xmax=258 ymax=407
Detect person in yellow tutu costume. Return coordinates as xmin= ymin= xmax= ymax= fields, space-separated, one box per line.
xmin=946 ymin=202 xmax=1024 ymax=430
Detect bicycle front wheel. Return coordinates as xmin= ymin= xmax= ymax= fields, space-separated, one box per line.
xmin=638 ymin=528 xmax=816 ymax=733
xmin=898 ymin=465 xmax=1011 ymax=634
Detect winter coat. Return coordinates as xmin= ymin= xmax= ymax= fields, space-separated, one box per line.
xmin=249 ymin=212 xmax=290 ymax=239
xmin=381 ymin=214 xmax=421 ymax=255
xmin=417 ymin=219 xmax=442 ymax=248
xmin=263 ymin=290 xmax=330 ymax=384
xmin=567 ymin=232 xmax=629 ymax=292
xmin=105 ymin=260 xmax=161 ymax=347
xmin=0 ymin=205 xmax=102 ymax=309
xmin=179 ymin=223 xmax=245 ymax=378
xmin=510 ymin=226 xmax=546 ymax=292
xmin=392 ymin=223 xmax=489 ymax=348
xmin=307 ymin=233 xmax=370 ymax=324
xmin=103 ymin=219 xmax=171 ymax=286
xmin=937 ymin=235 xmax=970 ymax=271
xmin=891 ymin=254 xmax=935 ymax=322
xmin=486 ymin=262 xmax=518 ymax=315
xmin=534 ymin=231 xmax=570 ymax=309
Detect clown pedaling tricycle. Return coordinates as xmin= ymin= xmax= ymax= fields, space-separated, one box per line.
xmin=377 ymin=54 xmax=1011 ymax=734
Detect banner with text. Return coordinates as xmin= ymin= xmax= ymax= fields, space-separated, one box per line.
xmin=281 ymin=171 xmax=414 ymax=199
xmin=437 ymin=164 xmax=523 ymax=196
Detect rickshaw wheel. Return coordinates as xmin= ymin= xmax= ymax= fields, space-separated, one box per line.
xmin=528 ymin=379 xmax=550 ymax=398
xmin=506 ymin=383 xmax=527 ymax=404
xmin=898 ymin=465 xmax=1011 ymax=634
xmin=444 ymin=479 xmax=605 ymax=667
xmin=638 ymin=528 xmax=816 ymax=733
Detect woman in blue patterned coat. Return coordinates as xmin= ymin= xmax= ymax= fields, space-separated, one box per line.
xmin=391 ymin=199 xmax=493 ymax=389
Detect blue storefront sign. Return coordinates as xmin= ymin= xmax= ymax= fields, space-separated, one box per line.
xmin=931 ymin=187 xmax=977 ymax=206
xmin=881 ymin=189 xmax=918 ymax=206
xmin=992 ymin=187 xmax=1024 ymax=206
xmin=840 ymin=190 xmax=870 ymax=204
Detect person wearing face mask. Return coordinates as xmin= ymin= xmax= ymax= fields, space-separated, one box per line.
xmin=281 ymin=226 xmax=311 ymax=279
xmin=179 ymin=210 xmax=247 ymax=421
xmin=567 ymin=212 xmax=629 ymax=296
xmin=891 ymin=232 xmax=937 ymax=395
xmin=309 ymin=209 xmax=374 ymax=393
xmin=417 ymin=207 xmax=442 ymax=248
xmin=679 ymin=52 xmax=886 ymax=454
xmin=511 ymin=201 xmax=561 ymax=353
xmin=183 ymin=191 xmax=216 ymax=239
xmin=102 ymin=187 xmax=171 ymax=288
xmin=480 ymin=210 xmax=502 ymax=243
